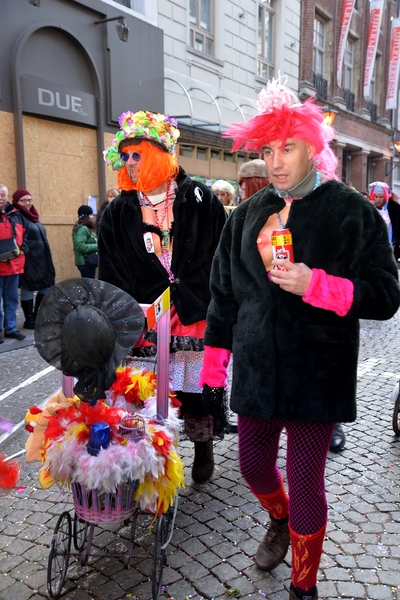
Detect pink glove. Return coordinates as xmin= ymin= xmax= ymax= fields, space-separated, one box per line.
xmin=302 ymin=268 xmax=354 ymax=317
xmin=199 ymin=346 xmax=232 ymax=388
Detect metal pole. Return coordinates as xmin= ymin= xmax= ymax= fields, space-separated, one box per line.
xmin=156 ymin=309 xmax=170 ymax=420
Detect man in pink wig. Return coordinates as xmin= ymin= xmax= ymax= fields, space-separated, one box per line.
xmin=199 ymin=80 xmax=400 ymax=600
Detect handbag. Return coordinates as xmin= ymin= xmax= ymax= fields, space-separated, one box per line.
xmin=0 ymin=220 xmax=19 ymax=262
xmin=84 ymin=251 xmax=98 ymax=268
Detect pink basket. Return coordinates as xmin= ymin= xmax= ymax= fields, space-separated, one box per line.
xmin=71 ymin=481 xmax=138 ymax=524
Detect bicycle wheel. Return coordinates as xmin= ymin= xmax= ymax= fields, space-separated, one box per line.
xmin=47 ymin=511 xmax=72 ymax=598
xmin=73 ymin=512 xmax=88 ymax=551
xmin=151 ymin=509 xmax=173 ymax=600
xmin=392 ymin=381 xmax=400 ymax=435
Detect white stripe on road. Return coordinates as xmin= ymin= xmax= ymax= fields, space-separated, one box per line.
xmin=0 ymin=366 xmax=55 ymax=402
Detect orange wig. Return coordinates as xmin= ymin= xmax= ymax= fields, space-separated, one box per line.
xmin=117 ymin=140 xmax=179 ymax=193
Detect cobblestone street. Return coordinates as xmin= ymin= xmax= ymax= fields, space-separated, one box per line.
xmin=0 ymin=312 xmax=400 ymax=600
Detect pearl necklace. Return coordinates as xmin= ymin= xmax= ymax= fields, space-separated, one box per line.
xmin=138 ymin=181 xmax=177 ymax=282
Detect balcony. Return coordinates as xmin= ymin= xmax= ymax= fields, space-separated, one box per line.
xmin=343 ymin=89 xmax=355 ymax=112
xmin=367 ymin=101 xmax=378 ymax=122
xmin=313 ymin=73 xmax=328 ymax=100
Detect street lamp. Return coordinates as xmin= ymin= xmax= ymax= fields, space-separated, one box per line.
xmin=385 ymin=134 xmax=400 ymax=177
xmin=322 ymin=107 xmax=338 ymax=127
xmin=394 ymin=136 xmax=400 ymax=153
xmin=94 ymin=16 xmax=129 ymax=43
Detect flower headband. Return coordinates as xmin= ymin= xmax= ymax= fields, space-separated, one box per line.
xmin=104 ymin=110 xmax=180 ymax=170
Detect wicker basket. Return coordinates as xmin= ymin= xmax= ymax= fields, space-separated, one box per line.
xmin=71 ymin=481 xmax=138 ymax=524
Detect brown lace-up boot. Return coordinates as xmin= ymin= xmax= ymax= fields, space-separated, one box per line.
xmin=255 ymin=516 xmax=290 ymax=571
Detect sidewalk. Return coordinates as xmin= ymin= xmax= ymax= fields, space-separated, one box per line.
xmin=0 ymin=304 xmax=35 ymax=354
xmin=0 ymin=315 xmax=400 ymax=599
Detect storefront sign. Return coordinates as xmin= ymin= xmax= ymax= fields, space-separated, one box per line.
xmin=20 ymin=77 xmax=97 ymax=126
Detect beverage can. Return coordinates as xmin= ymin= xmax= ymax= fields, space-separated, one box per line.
xmin=271 ymin=229 xmax=294 ymax=269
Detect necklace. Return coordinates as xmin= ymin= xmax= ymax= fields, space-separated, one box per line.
xmin=139 ymin=181 xmax=177 ymax=283
xmin=276 ymin=170 xmax=321 ymax=228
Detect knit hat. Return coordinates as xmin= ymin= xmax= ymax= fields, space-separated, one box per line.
xmin=238 ymin=159 xmax=268 ymax=180
xmin=12 ymin=188 xmax=31 ymax=202
xmin=104 ymin=111 xmax=180 ymax=172
xmin=78 ymin=205 xmax=93 ymax=218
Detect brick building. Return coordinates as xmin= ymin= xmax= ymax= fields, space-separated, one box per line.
xmin=299 ymin=0 xmax=400 ymax=196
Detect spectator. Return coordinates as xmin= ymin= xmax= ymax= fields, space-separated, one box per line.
xmin=72 ymin=205 xmax=98 ymax=279
xmin=99 ymin=110 xmax=227 ymax=484
xmin=200 ymin=80 xmax=400 ymax=600
xmin=12 ymin=188 xmax=55 ymax=329
xmin=96 ymin=188 xmax=119 ymax=233
xmin=211 ymin=180 xmax=236 ymax=207
xmin=0 ymin=184 xmax=27 ymax=341
xmin=238 ymin=158 xmax=269 ymax=202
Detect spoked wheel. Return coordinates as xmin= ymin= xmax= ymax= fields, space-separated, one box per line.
xmin=392 ymin=381 xmax=400 ymax=435
xmin=73 ymin=513 xmax=88 ymax=551
xmin=47 ymin=511 xmax=72 ymax=598
xmin=151 ymin=509 xmax=173 ymax=600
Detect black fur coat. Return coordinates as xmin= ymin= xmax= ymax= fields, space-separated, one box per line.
xmin=98 ymin=168 xmax=227 ymax=325
xmin=205 ymin=181 xmax=400 ymax=423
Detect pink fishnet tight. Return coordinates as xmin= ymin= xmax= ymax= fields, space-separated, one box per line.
xmin=238 ymin=415 xmax=334 ymax=535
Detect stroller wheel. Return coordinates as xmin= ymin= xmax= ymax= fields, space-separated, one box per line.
xmin=151 ymin=509 xmax=173 ymax=599
xmin=47 ymin=511 xmax=72 ymax=598
xmin=73 ymin=512 xmax=88 ymax=551
xmin=392 ymin=381 xmax=400 ymax=435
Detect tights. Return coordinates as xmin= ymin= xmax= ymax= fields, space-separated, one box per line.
xmin=238 ymin=415 xmax=334 ymax=535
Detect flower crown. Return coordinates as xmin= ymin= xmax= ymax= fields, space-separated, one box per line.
xmin=104 ymin=111 xmax=180 ymax=170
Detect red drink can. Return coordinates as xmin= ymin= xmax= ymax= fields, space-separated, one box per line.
xmin=271 ymin=229 xmax=294 ymax=269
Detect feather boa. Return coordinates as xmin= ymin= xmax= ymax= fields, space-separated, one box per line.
xmin=39 ymin=371 xmax=184 ymax=513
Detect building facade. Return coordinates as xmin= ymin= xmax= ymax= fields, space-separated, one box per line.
xmin=300 ymin=0 xmax=400 ymax=196
xmin=0 ymin=0 xmax=302 ymax=280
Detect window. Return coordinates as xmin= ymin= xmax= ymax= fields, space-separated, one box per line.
xmin=344 ymin=39 xmax=354 ymax=91
xmin=313 ymin=17 xmax=325 ymax=76
xmin=190 ymin=0 xmax=214 ymax=56
xmin=258 ymin=0 xmax=275 ymax=80
xmin=179 ymin=145 xmax=194 ymax=158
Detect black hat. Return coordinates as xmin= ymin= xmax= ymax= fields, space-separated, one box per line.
xmin=35 ymin=279 xmax=145 ymax=403
xmin=78 ymin=205 xmax=93 ymax=218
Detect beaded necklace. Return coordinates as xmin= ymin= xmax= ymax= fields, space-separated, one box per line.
xmin=276 ymin=170 xmax=321 ymax=228
xmin=138 ymin=181 xmax=177 ymax=282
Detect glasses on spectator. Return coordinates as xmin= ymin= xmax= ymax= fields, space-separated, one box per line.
xmin=120 ymin=151 xmax=141 ymax=163
xmin=19 ymin=198 xmax=33 ymax=204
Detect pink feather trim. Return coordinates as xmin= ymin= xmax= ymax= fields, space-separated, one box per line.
xmin=302 ymin=268 xmax=354 ymax=317
xmin=199 ymin=346 xmax=232 ymax=388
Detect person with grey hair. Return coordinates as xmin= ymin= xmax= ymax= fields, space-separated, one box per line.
xmin=0 ymin=184 xmax=28 ymax=342
xmin=211 ymin=179 xmax=236 ymax=207
xmin=238 ymin=158 xmax=270 ymax=201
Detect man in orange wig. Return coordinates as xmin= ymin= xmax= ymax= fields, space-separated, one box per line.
xmin=99 ymin=110 xmax=227 ymax=483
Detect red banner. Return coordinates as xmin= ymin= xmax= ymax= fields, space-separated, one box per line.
xmin=337 ymin=0 xmax=356 ymax=87
xmin=386 ymin=18 xmax=400 ymax=110
xmin=363 ymin=0 xmax=384 ymax=100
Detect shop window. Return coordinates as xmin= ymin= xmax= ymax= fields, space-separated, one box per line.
xmin=258 ymin=0 xmax=275 ymax=80
xmin=179 ymin=145 xmax=194 ymax=158
xmin=196 ymin=147 xmax=208 ymax=160
xmin=190 ymin=0 xmax=214 ymax=56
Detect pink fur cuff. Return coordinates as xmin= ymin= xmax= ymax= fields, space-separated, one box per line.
xmin=199 ymin=346 xmax=232 ymax=388
xmin=302 ymin=268 xmax=354 ymax=316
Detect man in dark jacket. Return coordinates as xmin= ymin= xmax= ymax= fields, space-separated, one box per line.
xmin=200 ymin=81 xmax=400 ymax=600
xmin=0 ymin=184 xmax=27 ymax=342
xmin=98 ymin=111 xmax=226 ymax=484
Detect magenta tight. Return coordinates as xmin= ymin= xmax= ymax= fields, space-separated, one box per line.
xmin=238 ymin=414 xmax=334 ymax=535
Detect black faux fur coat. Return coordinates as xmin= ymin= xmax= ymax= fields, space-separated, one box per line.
xmin=98 ymin=168 xmax=227 ymax=325
xmin=205 ymin=181 xmax=400 ymax=423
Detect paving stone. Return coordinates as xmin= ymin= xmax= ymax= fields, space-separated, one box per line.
xmin=337 ymin=581 xmax=367 ymax=597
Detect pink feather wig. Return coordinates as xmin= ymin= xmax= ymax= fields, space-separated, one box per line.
xmin=224 ymin=80 xmax=339 ymax=181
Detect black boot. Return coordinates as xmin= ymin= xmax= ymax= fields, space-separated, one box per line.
xmin=21 ymin=299 xmax=35 ymax=329
xmin=329 ymin=423 xmax=346 ymax=453
xmin=34 ymin=292 xmax=46 ymax=320
xmin=192 ymin=441 xmax=214 ymax=484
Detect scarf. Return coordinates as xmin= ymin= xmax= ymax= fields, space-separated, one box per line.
xmin=13 ymin=201 xmax=40 ymax=223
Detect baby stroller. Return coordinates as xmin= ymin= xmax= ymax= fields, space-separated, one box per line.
xmin=29 ymin=280 xmax=183 ymax=600
xmin=391 ymin=379 xmax=400 ymax=435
